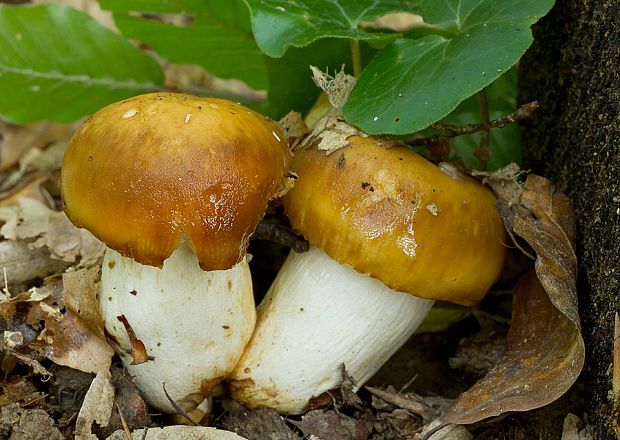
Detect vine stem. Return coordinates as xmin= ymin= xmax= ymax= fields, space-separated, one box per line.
xmin=475 ymin=90 xmax=490 ymax=169
xmin=349 ymin=39 xmax=362 ymax=77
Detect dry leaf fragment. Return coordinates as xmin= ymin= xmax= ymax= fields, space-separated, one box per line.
xmin=44 ymin=310 xmax=114 ymax=374
xmin=106 ymin=426 xmax=249 ymax=439
xmin=310 ymin=66 xmax=356 ymax=112
xmin=62 ymin=266 xmax=105 ymax=337
xmin=298 ymin=117 xmax=367 ymax=155
xmin=75 ymin=370 xmax=115 ymax=440
xmin=293 ymin=410 xmax=373 ymax=440
xmin=0 ymin=404 xmax=64 ymax=440
xmin=420 ymin=420 xmax=473 ymax=440
xmin=561 ymin=413 xmax=593 ymax=440
xmin=360 ymin=12 xmax=425 ymax=33
xmin=443 ymin=173 xmax=584 ymax=424
xmin=0 ymin=197 xmax=105 ymax=266
xmin=0 ymin=119 xmax=75 ymax=172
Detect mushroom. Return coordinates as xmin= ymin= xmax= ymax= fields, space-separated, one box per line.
xmin=61 ymin=93 xmax=291 ymax=412
xmin=229 ymin=134 xmax=508 ymax=414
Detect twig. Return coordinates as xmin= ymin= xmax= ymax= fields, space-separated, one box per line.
xmin=365 ymin=386 xmax=430 ymax=419
xmin=474 ymin=90 xmax=490 ymax=169
xmin=141 ymin=427 xmax=149 ymax=440
xmin=162 ymin=383 xmax=199 ymax=426
xmin=252 ymin=221 xmax=309 ymax=253
xmin=117 ymin=403 xmax=132 ymax=440
xmin=410 ymin=101 xmax=540 ymax=146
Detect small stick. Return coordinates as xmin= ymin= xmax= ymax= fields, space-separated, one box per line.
xmin=410 ymin=101 xmax=540 ymax=146
xmin=162 ymin=383 xmax=199 ymax=426
xmin=117 ymin=403 xmax=132 ymax=440
xmin=253 ymin=221 xmax=309 ymax=253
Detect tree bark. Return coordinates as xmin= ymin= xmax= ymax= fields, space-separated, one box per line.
xmin=520 ymin=1 xmax=620 ymax=438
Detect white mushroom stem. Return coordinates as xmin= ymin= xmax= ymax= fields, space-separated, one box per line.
xmin=230 ymin=246 xmax=434 ymax=414
xmin=100 ymin=244 xmax=255 ymax=413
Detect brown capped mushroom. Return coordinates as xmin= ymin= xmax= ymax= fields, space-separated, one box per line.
xmin=61 ymin=92 xmax=290 ymax=412
xmin=229 ymin=133 xmax=507 ymax=414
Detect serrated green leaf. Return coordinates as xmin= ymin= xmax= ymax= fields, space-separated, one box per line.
xmin=100 ymin=0 xmax=267 ymax=89
xmin=0 ymin=4 xmax=163 ymax=124
xmin=343 ymin=0 xmax=554 ymax=135
xmin=245 ymin=0 xmax=418 ymax=58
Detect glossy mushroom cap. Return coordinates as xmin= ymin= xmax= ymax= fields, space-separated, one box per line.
xmin=62 ymin=93 xmax=291 ymax=270
xmin=284 ymin=136 xmax=507 ymax=306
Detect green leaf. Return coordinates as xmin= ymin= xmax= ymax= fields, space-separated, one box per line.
xmin=262 ymin=39 xmax=352 ymax=119
xmin=245 ymin=0 xmax=417 ymax=57
xmin=343 ymin=0 xmax=554 ymax=135
xmin=0 ymin=4 xmax=163 ymax=124
xmin=100 ymin=0 xmax=268 ymax=89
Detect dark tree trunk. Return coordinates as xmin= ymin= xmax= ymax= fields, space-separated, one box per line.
xmin=520 ymin=1 xmax=620 ymax=438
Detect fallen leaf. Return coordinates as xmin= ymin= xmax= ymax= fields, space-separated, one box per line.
xmin=2 ymin=348 xmax=52 ymax=378
xmin=97 ymin=366 xmax=152 ymax=438
xmin=44 ymin=310 xmax=114 ymax=374
xmin=420 ymin=420 xmax=473 ymax=440
xmin=0 ymin=404 xmax=64 ymax=440
xmin=442 ymin=173 xmax=584 ymax=424
xmin=62 ymin=266 xmax=105 ymax=337
xmin=0 ymin=197 xmax=105 ymax=265
xmin=293 ymin=410 xmax=373 ymax=440
xmin=105 ymin=426 xmax=249 ymax=439
xmin=298 ymin=117 xmax=366 ymax=155
xmin=0 ymin=120 xmax=75 ymax=172
xmin=75 ymin=370 xmax=115 ymax=440
xmin=223 ymin=400 xmax=300 ymax=440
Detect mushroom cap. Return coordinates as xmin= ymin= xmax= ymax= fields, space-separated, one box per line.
xmin=62 ymin=93 xmax=291 ymax=270
xmin=283 ymin=136 xmax=507 ymax=306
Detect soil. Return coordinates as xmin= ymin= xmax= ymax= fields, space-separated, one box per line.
xmin=519 ymin=0 xmax=620 ymax=438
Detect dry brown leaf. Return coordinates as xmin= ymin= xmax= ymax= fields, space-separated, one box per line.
xmin=24 ymin=288 xmax=112 ymax=374
xmin=442 ymin=173 xmax=584 ymax=424
xmin=0 ymin=120 xmax=75 ymax=172
xmin=299 ymin=117 xmax=367 ymax=155
xmin=0 ymin=197 xmax=105 ymax=265
xmin=420 ymin=420 xmax=473 ymax=440
xmin=106 ymin=426 xmax=249 ymax=440
xmin=75 ymin=370 xmax=115 ymax=440
xmin=62 ymin=266 xmax=104 ymax=337
xmin=293 ymin=410 xmax=373 ymax=440
xmin=43 ymin=310 xmax=113 ymax=374
xmin=3 ymin=348 xmax=53 ymax=378
xmin=0 ymin=241 xmax=68 ymax=288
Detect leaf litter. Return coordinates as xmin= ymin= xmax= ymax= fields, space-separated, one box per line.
xmin=0 ymin=74 xmax=587 ymax=440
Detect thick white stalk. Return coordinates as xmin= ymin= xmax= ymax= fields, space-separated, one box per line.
xmin=101 ymin=245 xmax=255 ymax=412
xmin=230 ymin=246 xmax=434 ymax=414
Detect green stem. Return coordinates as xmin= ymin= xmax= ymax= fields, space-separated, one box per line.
xmin=349 ymin=39 xmax=362 ymax=77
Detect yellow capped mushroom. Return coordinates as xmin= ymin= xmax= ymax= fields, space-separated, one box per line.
xmin=230 ymin=132 xmax=507 ymax=414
